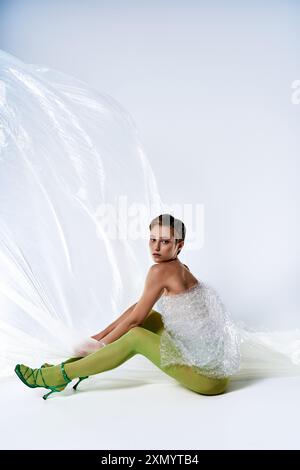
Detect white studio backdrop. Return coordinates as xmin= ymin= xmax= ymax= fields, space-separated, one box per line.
xmin=0 ymin=1 xmax=300 ymax=380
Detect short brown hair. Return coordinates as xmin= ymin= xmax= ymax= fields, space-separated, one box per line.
xmin=149 ymin=214 xmax=186 ymax=255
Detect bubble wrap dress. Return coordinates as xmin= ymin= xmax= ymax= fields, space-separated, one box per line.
xmin=154 ymin=280 xmax=242 ymax=379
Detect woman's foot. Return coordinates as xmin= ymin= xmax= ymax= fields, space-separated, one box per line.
xmin=14 ymin=362 xmax=72 ymax=399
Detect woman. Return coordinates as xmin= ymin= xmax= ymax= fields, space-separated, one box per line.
xmin=14 ymin=214 xmax=238 ymax=399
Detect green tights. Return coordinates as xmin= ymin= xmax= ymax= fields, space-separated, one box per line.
xmin=39 ymin=310 xmax=230 ymax=395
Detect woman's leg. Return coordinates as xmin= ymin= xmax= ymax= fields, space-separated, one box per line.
xmin=140 ymin=309 xmax=164 ymax=336
xmin=137 ymin=311 xmax=229 ymax=394
xmin=33 ymin=326 xmax=229 ymax=395
xmin=44 ymin=310 xmax=164 ymax=368
xmin=43 ymin=356 xmax=84 ymax=366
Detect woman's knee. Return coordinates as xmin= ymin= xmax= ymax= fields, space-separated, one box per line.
xmin=140 ymin=310 xmax=164 ymax=335
xmin=125 ymin=326 xmax=147 ymax=349
xmin=125 ymin=326 xmax=161 ymax=360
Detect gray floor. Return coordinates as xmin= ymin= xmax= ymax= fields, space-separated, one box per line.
xmin=1 ymin=358 xmax=299 ymax=450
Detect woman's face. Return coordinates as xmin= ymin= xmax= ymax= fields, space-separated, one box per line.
xmin=149 ymin=224 xmax=183 ymax=263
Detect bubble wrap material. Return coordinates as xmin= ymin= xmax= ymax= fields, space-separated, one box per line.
xmin=155 ymin=281 xmax=241 ymax=379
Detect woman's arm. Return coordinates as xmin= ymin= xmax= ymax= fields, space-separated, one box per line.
xmin=91 ymin=302 xmax=137 ymax=341
xmin=99 ymin=316 xmax=137 ymax=345
xmin=100 ymin=265 xmax=165 ymax=345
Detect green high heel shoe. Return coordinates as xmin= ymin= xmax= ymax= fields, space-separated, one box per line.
xmin=14 ymin=362 xmax=73 ymax=400
xmin=40 ymin=362 xmax=89 ymax=390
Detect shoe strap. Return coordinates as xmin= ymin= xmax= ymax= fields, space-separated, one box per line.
xmin=36 ymin=368 xmax=47 ymax=388
xmin=60 ymin=362 xmax=72 ymax=383
xmin=25 ymin=367 xmax=47 ymax=388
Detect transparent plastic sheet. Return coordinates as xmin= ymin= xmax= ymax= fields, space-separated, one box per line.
xmin=0 ymin=49 xmax=162 ymax=378
xmin=1 ymin=49 xmax=300 ymax=383
xmin=231 ymin=321 xmax=300 ymax=380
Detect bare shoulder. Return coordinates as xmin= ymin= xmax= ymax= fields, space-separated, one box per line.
xmin=147 ymin=263 xmax=167 ymax=284
xmin=149 ymin=262 xmax=166 ymax=273
xmin=145 ymin=263 xmax=168 ymax=294
xmin=127 ymin=264 xmax=167 ymax=325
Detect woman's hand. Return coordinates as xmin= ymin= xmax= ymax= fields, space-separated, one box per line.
xmin=73 ymin=337 xmax=106 ymax=357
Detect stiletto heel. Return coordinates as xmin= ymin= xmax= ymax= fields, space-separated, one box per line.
xmin=73 ymin=376 xmax=89 ymax=390
xmin=43 ymin=390 xmax=56 ymax=400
